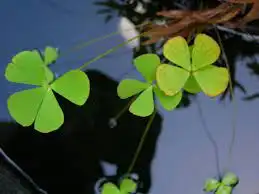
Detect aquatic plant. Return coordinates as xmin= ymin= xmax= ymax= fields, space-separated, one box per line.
xmin=4 ymin=30 xmax=238 ymax=193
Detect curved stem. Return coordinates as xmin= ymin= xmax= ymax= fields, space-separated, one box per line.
xmin=214 ymin=26 xmax=237 ymax=173
xmin=60 ymin=22 xmax=150 ymax=58
xmin=196 ymin=98 xmax=221 ymax=178
xmin=77 ymin=33 xmax=145 ymax=71
xmin=127 ymin=109 xmax=156 ymax=174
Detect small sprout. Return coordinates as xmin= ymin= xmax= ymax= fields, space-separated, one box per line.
xmin=204 ymin=172 xmax=239 ymax=194
xmin=5 ymin=47 xmax=90 ymax=133
xmin=117 ymin=54 xmax=182 ymax=117
xmin=101 ymin=178 xmax=138 ymax=194
xmin=44 ymin=46 xmax=59 ymax=65
xmin=120 ymin=178 xmax=137 ymax=193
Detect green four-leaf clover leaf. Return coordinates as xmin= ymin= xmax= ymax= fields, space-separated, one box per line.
xmin=5 ymin=47 xmax=90 ymax=133
xmin=204 ymin=172 xmax=239 ymax=194
xmin=117 ymin=54 xmax=183 ymax=117
xmin=157 ymin=33 xmax=229 ymax=97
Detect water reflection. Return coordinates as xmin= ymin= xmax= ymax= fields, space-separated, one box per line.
xmin=0 ymin=70 xmax=162 ymax=194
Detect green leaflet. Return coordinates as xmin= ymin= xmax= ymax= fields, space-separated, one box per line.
xmin=34 ymin=89 xmax=64 ymax=133
xmin=204 ymin=178 xmax=220 ymax=192
xmin=51 ymin=70 xmax=90 ymax=105
xmin=129 ymin=86 xmax=154 ymax=117
xmin=183 ymin=75 xmax=202 ymax=94
xmin=222 ymin=172 xmax=239 ymax=186
xmin=101 ymin=183 xmax=120 ymax=194
xmin=5 ymin=51 xmax=46 ymax=86
xmin=7 ymin=87 xmax=46 ymax=127
xmin=193 ymin=66 xmax=229 ymax=97
xmin=117 ymin=79 xmax=150 ymax=99
xmin=120 ymin=178 xmax=137 ymax=193
xmin=163 ymin=36 xmax=191 ymax=71
xmin=192 ymin=34 xmax=221 ymax=71
xmin=156 ymin=64 xmax=189 ymax=96
xmin=154 ymin=86 xmax=182 ymax=111
xmin=134 ymin=53 xmax=160 ymax=83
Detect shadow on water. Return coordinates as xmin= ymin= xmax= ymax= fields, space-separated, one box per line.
xmin=0 ymin=70 xmax=163 ymax=194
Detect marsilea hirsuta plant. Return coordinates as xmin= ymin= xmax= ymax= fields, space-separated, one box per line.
xmin=5 ymin=33 xmax=229 ymax=132
xmin=117 ymin=33 xmax=230 ymax=117
xmin=5 ymin=47 xmax=90 ymax=133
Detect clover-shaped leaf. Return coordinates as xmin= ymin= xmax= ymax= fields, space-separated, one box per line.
xmin=6 ymin=49 xmax=90 ymax=133
xmin=129 ymin=86 xmax=154 ymax=117
xmin=117 ymin=79 xmax=150 ymax=99
xmin=204 ymin=172 xmax=238 ymax=194
xmin=51 ymin=70 xmax=90 ymax=105
xmin=5 ymin=51 xmax=47 ymax=86
xmin=118 ymin=53 xmax=184 ymax=117
xmin=222 ymin=172 xmax=239 ymax=186
xmin=161 ymin=34 xmax=229 ymax=97
xmin=134 ymin=54 xmax=160 ymax=83
xmin=120 ymin=178 xmax=137 ymax=193
xmin=156 ymin=64 xmax=190 ymax=96
xmin=44 ymin=46 xmax=58 ymax=65
xmin=102 ymin=183 xmax=120 ymax=194
xmin=204 ymin=178 xmax=220 ymax=192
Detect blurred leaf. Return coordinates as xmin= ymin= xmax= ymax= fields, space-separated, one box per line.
xmin=203 ymin=178 xmax=220 ymax=192
xmin=44 ymin=46 xmax=58 ymax=65
xmin=120 ymin=178 xmax=137 ymax=193
xmin=243 ymin=93 xmax=259 ymax=100
xmin=215 ymin=184 xmax=232 ymax=194
xmin=222 ymin=172 xmax=239 ymax=186
xmin=102 ymin=183 xmax=120 ymax=194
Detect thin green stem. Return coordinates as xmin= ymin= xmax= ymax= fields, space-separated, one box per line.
xmin=114 ymin=97 xmax=136 ymax=121
xmin=214 ymin=26 xmax=237 ymax=173
xmin=77 ymin=33 xmax=145 ymax=71
xmin=127 ymin=109 xmax=156 ymax=174
xmin=60 ymin=31 xmax=122 ymax=58
xmin=60 ymin=22 xmax=150 ymax=58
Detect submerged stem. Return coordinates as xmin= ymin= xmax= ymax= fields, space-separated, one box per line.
xmin=214 ymin=26 xmax=237 ymax=173
xmin=127 ymin=109 xmax=156 ymax=174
